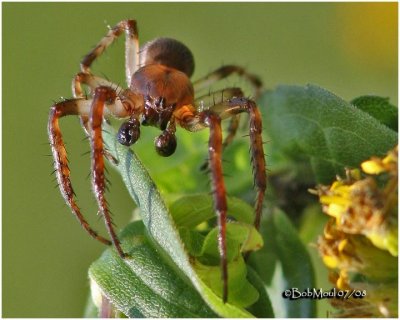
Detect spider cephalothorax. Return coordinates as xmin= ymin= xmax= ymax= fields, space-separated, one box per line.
xmin=48 ymin=20 xmax=266 ymax=303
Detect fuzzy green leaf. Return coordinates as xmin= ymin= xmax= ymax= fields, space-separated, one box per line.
xmin=89 ymin=222 xmax=216 ymax=317
xmin=261 ymin=85 xmax=398 ymax=183
xmin=351 ymin=95 xmax=398 ymax=132
xmin=98 ymin=123 xmax=255 ymax=317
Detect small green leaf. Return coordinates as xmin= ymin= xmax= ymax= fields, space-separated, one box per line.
xmin=261 ymin=85 xmax=398 ymax=183
xmin=194 ymin=257 xmax=260 ymax=308
xmin=89 ymin=221 xmax=216 ymax=318
xmin=178 ymin=227 xmax=205 ymax=257
xmin=170 ymin=194 xmax=254 ymax=228
xmin=200 ymin=222 xmax=264 ymax=264
xmin=249 ymin=207 xmax=316 ymax=317
xmin=101 ymin=123 xmax=254 ymax=317
xmin=351 ymin=95 xmax=398 ymax=132
xmin=195 ymin=223 xmax=264 ymax=307
xmin=170 ymin=194 xmax=264 ymax=308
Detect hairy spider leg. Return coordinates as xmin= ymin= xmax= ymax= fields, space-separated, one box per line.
xmin=206 ymin=97 xmax=267 ymax=229
xmin=206 ymin=97 xmax=267 ymax=230
xmin=73 ymin=19 xmax=138 ymax=134
xmin=173 ymin=106 xmax=228 ymax=301
xmin=193 ymin=65 xmax=263 ymax=99
xmin=49 ymin=84 xmax=132 ymax=255
xmin=175 ymin=96 xmax=267 ymax=302
xmin=193 ymin=65 xmax=263 ymax=152
xmin=73 ymin=72 xmax=121 ymax=98
xmin=48 ymin=98 xmax=111 ymax=245
xmin=211 ymin=97 xmax=267 ymax=230
xmin=89 ymin=86 xmax=132 ymax=258
xmin=72 ymin=72 xmax=122 ymax=135
xmin=195 ymin=88 xmax=244 ymax=170
xmin=203 ymin=112 xmax=229 ymax=303
xmin=80 ymin=19 xmax=140 ymax=87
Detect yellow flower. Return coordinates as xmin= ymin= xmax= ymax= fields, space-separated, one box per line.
xmin=316 ymin=145 xmax=398 ymax=317
xmin=316 ymin=147 xmax=398 ymax=256
xmin=361 ymin=146 xmax=397 ymax=176
xmin=318 ymin=220 xmax=362 ymax=272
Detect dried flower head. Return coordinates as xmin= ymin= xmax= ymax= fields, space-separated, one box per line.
xmin=315 ymin=146 xmax=398 ymax=317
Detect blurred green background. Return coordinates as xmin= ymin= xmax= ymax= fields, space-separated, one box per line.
xmin=3 ymin=2 xmax=397 ymax=317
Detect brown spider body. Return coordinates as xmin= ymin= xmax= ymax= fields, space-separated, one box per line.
xmin=49 ymin=20 xmax=266 ymax=303
xmin=131 ymin=64 xmax=194 ymax=128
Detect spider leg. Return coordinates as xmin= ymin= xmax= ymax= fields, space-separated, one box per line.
xmin=72 ymin=72 xmax=123 ymax=138
xmin=48 ymin=98 xmax=111 ymax=245
xmin=174 ymin=105 xmax=229 ymax=301
xmin=195 ymin=88 xmax=243 ymax=170
xmin=181 ymin=96 xmax=267 ymax=230
xmin=177 ymin=96 xmax=266 ymax=301
xmin=80 ymin=20 xmax=139 ymax=86
xmin=210 ymin=97 xmax=267 ymax=230
xmin=222 ymin=115 xmax=240 ymax=149
xmin=89 ymin=86 xmax=130 ymax=258
xmin=193 ymin=65 xmax=263 ymax=99
xmin=73 ymin=72 xmax=121 ymax=98
xmin=201 ymin=111 xmax=229 ymax=303
xmin=175 ymin=106 xmax=228 ymax=302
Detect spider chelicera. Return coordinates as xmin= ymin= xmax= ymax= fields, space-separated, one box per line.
xmin=48 ymin=20 xmax=266 ymax=303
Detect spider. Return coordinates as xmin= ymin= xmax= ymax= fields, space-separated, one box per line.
xmin=48 ymin=20 xmax=266 ymax=303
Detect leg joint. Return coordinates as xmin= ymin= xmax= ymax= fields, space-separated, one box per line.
xmin=121 ymin=19 xmax=138 ymax=37
xmin=94 ymin=86 xmax=116 ymax=103
xmin=228 ymin=96 xmax=256 ymax=110
xmin=200 ymin=110 xmax=221 ymax=127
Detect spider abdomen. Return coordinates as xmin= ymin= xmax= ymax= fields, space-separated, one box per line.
xmin=140 ymin=37 xmax=195 ymax=77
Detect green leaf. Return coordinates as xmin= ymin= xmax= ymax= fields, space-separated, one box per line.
xmin=100 ymin=123 xmax=254 ymax=317
xmin=178 ymin=227 xmax=205 ymax=257
xmin=249 ymin=207 xmax=316 ymax=317
xmin=261 ymin=85 xmax=398 ymax=183
xmin=199 ymin=222 xmax=264 ymax=264
xmin=89 ymin=221 xmax=216 ymax=318
xmin=192 ymin=222 xmax=264 ymax=308
xmin=169 ymin=195 xmax=265 ymax=308
xmin=170 ymin=194 xmax=254 ymax=228
xmin=194 ymin=257 xmax=259 ymax=308
xmin=351 ymin=95 xmax=398 ymax=132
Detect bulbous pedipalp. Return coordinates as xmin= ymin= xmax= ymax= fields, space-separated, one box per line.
xmin=117 ymin=118 xmax=140 ymax=146
xmin=155 ymin=130 xmax=177 ymax=157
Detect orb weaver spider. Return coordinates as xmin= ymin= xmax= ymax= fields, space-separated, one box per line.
xmin=48 ymin=19 xmax=266 ymax=303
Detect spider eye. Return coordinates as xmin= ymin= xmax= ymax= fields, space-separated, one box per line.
xmin=117 ymin=118 xmax=140 ymax=146
xmin=154 ymin=130 xmax=177 ymax=157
